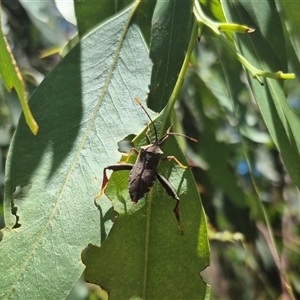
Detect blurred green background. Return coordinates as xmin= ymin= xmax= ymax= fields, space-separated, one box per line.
xmin=1 ymin=1 xmax=300 ymax=299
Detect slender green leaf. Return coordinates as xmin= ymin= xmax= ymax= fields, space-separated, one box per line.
xmin=0 ymin=7 xmax=151 ymax=299
xmin=148 ymin=0 xmax=194 ymax=112
xmin=134 ymin=0 xmax=157 ymax=45
xmin=278 ymin=0 xmax=300 ymax=62
xmin=0 ymin=11 xmax=38 ymax=135
xmin=222 ymin=1 xmax=300 ymax=189
xmin=200 ymin=0 xmax=226 ymax=23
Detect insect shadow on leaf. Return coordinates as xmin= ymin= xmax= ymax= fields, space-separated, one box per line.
xmin=95 ymin=98 xmax=197 ymax=234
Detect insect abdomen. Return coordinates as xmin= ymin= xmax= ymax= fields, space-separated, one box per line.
xmin=128 ymin=145 xmax=162 ymax=202
xmin=128 ymin=167 xmax=157 ymax=202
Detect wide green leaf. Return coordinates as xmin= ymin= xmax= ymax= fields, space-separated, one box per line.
xmin=0 ymin=6 xmax=152 ymax=299
xmin=84 ymin=113 xmax=209 ymax=299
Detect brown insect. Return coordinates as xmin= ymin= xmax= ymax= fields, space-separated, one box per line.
xmin=95 ymin=98 xmax=196 ymax=234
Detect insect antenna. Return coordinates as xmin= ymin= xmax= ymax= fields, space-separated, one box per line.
xmin=158 ymin=126 xmax=198 ymax=146
xmin=134 ymin=98 xmax=158 ymax=142
xmin=167 ymin=132 xmax=197 ymax=142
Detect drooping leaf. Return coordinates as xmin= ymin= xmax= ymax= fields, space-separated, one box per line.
xmin=222 ymin=1 xmax=300 ymax=189
xmin=0 ymin=10 xmax=38 ymax=135
xmin=278 ymin=0 xmax=300 ymax=62
xmin=134 ymin=0 xmax=157 ymax=45
xmin=147 ymin=0 xmax=194 ymax=112
xmin=0 ymin=6 xmax=152 ymax=299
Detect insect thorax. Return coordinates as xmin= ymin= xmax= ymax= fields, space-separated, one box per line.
xmin=139 ymin=144 xmax=163 ymax=167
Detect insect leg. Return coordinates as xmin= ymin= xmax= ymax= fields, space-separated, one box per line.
xmin=156 ymin=173 xmax=183 ymax=235
xmin=157 ymin=125 xmax=173 ymax=145
xmin=124 ymin=148 xmax=139 ymax=162
xmin=95 ymin=164 xmax=133 ymax=200
xmin=162 ymin=156 xmax=188 ymax=169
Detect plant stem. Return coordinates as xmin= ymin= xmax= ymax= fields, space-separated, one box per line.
xmin=193 ymin=0 xmax=295 ymax=83
xmin=161 ymin=19 xmax=201 ymax=134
